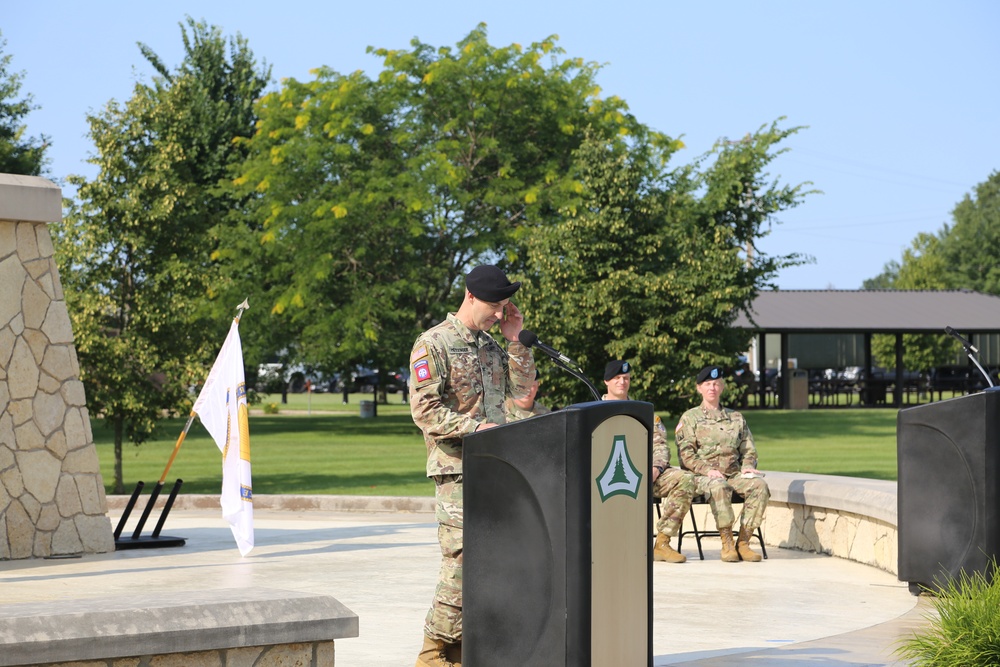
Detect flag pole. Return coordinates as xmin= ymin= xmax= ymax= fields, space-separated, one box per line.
xmin=123 ymin=299 xmax=251 ymax=545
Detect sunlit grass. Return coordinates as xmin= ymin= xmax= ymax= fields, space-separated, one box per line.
xmin=93 ymin=396 xmax=905 ymax=496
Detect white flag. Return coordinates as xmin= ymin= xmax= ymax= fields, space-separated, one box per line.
xmin=193 ymin=317 xmax=254 ymax=556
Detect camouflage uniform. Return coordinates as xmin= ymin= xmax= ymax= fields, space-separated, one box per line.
xmin=602 ymin=395 xmax=695 ymax=537
xmin=675 ymin=405 xmax=770 ymax=530
xmin=650 ymin=414 xmax=696 ymax=536
xmin=504 ymin=397 xmax=551 ymax=422
xmin=410 ymin=313 xmax=535 ymax=643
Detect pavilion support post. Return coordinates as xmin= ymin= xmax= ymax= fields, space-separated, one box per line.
xmin=894 ymin=333 xmax=904 ymax=407
xmin=780 ymin=333 xmax=790 ymax=410
xmin=757 ymin=334 xmax=768 ymax=408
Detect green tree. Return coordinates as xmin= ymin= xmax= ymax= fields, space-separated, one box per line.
xmin=864 ymin=174 xmax=1000 ymax=373
xmin=868 ymin=232 xmax=958 ymax=372
xmin=0 ymin=30 xmax=49 ymax=175
xmin=53 ymin=18 xmax=269 ymax=492
xmin=940 ymin=171 xmax=1000 ymax=294
xmin=219 ymin=24 xmax=646 ymax=383
xmin=521 ymin=122 xmax=809 ymax=414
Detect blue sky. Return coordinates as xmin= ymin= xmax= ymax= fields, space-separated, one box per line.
xmin=5 ymin=1 xmax=998 ymax=289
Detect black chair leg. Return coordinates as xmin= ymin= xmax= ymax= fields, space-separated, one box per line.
xmin=677 ymin=504 xmax=706 ymax=561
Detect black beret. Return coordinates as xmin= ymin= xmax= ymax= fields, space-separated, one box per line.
xmin=604 ymin=360 xmax=631 ymax=381
xmin=696 ymin=365 xmax=724 ymax=384
xmin=465 ymin=265 xmax=520 ymax=302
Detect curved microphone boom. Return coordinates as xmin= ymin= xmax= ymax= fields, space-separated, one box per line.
xmin=944 ymin=326 xmax=978 ymax=354
xmin=944 ymin=325 xmax=994 ymax=389
xmin=518 ymin=330 xmax=601 ymax=401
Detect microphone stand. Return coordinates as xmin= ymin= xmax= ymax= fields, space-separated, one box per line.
xmin=547 ymin=355 xmax=602 ymax=402
xmin=945 ymin=327 xmax=995 ymax=389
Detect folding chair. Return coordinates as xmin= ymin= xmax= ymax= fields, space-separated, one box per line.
xmin=676 ymin=492 xmax=767 ymax=560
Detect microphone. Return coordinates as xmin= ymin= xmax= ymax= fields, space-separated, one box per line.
xmin=518 ymin=330 xmax=575 ymax=366
xmin=945 ymin=325 xmax=994 ymax=389
xmin=945 ymin=326 xmax=978 ymax=354
xmin=517 ymin=330 xmax=602 ymax=401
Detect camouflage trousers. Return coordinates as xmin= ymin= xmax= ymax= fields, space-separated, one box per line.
xmin=694 ymin=474 xmax=770 ymax=530
xmin=652 ymin=468 xmax=696 ymax=537
xmin=424 ymin=474 xmax=463 ymax=643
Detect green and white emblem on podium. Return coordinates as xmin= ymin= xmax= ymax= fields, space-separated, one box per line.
xmin=595 ymin=434 xmax=643 ymax=501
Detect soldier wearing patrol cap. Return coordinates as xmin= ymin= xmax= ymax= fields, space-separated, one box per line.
xmin=409 ymin=264 xmax=536 ymax=667
xmin=602 ymin=359 xmax=695 ymax=563
xmin=676 ymin=365 xmax=770 ymax=562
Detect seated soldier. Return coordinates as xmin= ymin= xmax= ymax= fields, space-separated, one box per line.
xmin=677 ymin=365 xmax=770 ymax=563
xmin=602 ymin=359 xmax=695 ymax=563
xmin=505 ymin=370 xmax=550 ymax=421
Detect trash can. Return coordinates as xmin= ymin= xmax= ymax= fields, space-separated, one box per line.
xmin=789 ymin=369 xmax=809 ymax=409
xmin=359 ymin=400 xmax=375 ymax=418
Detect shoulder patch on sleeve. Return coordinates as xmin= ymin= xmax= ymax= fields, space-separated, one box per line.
xmin=674 ymin=419 xmax=683 ymax=433
xmin=654 ymin=415 xmax=666 ymax=433
xmin=413 ymin=358 xmax=433 ymax=385
xmin=411 ymin=345 xmax=428 ymax=362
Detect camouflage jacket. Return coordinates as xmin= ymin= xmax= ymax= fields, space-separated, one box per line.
xmin=675 ymin=404 xmax=758 ymax=478
xmin=409 ymin=313 xmax=535 ymax=476
xmin=601 ymin=394 xmax=671 ymax=471
xmin=505 ymin=398 xmax=551 ymax=422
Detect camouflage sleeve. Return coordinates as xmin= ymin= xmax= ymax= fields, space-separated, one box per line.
xmin=737 ymin=412 xmax=758 ymax=469
xmin=676 ymin=412 xmax=711 ymax=476
xmin=652 ymin=415 xmax=669 ymax=469
xmin=408 ymin=335 xmax=479 ymax=441
xmin=505 ymin=340 xmax=535 ymax=400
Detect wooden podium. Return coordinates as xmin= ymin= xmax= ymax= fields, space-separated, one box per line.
xmin=463 ymin=400 xmax=653 ymax=666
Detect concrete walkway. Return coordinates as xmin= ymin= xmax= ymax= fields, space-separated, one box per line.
xmin=0 ymin=500 xmax=932 ymax=666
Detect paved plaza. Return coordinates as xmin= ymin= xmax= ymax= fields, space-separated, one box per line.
xmin=0 ymin=502 xmax=932 ymax=666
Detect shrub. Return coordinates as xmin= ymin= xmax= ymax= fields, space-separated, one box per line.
xmin=262 ymin=402 xmax=280 ymax=415
xmin=897 ymin=561 xmax=1000 ymax=666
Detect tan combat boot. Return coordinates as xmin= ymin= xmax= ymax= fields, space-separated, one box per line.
xmin=415 ymin=636 xmax=456 ymax=667
xmin=653 ymin=532 xmax=686 ymax=563
xmin=737 ymin=526 xmax=763 ymax=562
xmin=445 ymin=640 xmax=462 ymax=666
xmin=718 ymin=526 xmax=740 ymax=562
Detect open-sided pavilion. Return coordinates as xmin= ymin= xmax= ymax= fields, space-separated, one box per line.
xmin=733 ymin=289 xmax=1000 ymax=409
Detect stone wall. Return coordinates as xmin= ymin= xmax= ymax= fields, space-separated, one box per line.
xmin=33 ymin=642 xmax=336 ymax=667
xmin=0 ymin=173 xmax=114 ymax=559
xmin=679 ymin=471 xmax=899 ymax=574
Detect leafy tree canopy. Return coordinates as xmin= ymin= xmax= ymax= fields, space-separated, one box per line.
xmin=53 ymin=18 xmax=270 ymax=491
xmin=521 ymin=122 xmax=809 ymax=414
xmin=0 ymin=30 xmax=49 ymax=175
xmin=218 ymin=23 xmax=671 ymax=379
xmin=864 ymin=171 xmax=1000 ymax=371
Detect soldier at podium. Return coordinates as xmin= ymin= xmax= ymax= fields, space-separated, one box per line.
xmin=602 ymin=359 xmax=695 ymax=563
xmin=409 ymin=264 xmax=536 ymax=667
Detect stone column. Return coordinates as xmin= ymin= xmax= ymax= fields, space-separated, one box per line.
xmin=0 ymin=173 xmax=114 ymax=559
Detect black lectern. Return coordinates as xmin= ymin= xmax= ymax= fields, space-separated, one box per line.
xmin=464 ymin=400 xmax=653 ymax=666
xmin=897 ymin=390 xmax=1000 ymax=594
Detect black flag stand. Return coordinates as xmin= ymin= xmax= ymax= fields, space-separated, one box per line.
xmin=113 ymin=478 xmax=186 ymax=550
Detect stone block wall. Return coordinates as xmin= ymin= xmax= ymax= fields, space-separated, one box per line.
xmin=25 ymin=641 xmax=336 ymax=667
xmin=0 ymin=174 xmax=114 ymax=559
xmin=674 ymin=471 xmax=899 ymax=574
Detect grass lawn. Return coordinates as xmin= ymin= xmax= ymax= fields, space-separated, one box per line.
xmin=93 ymin=390 xmax=903 ymax=497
